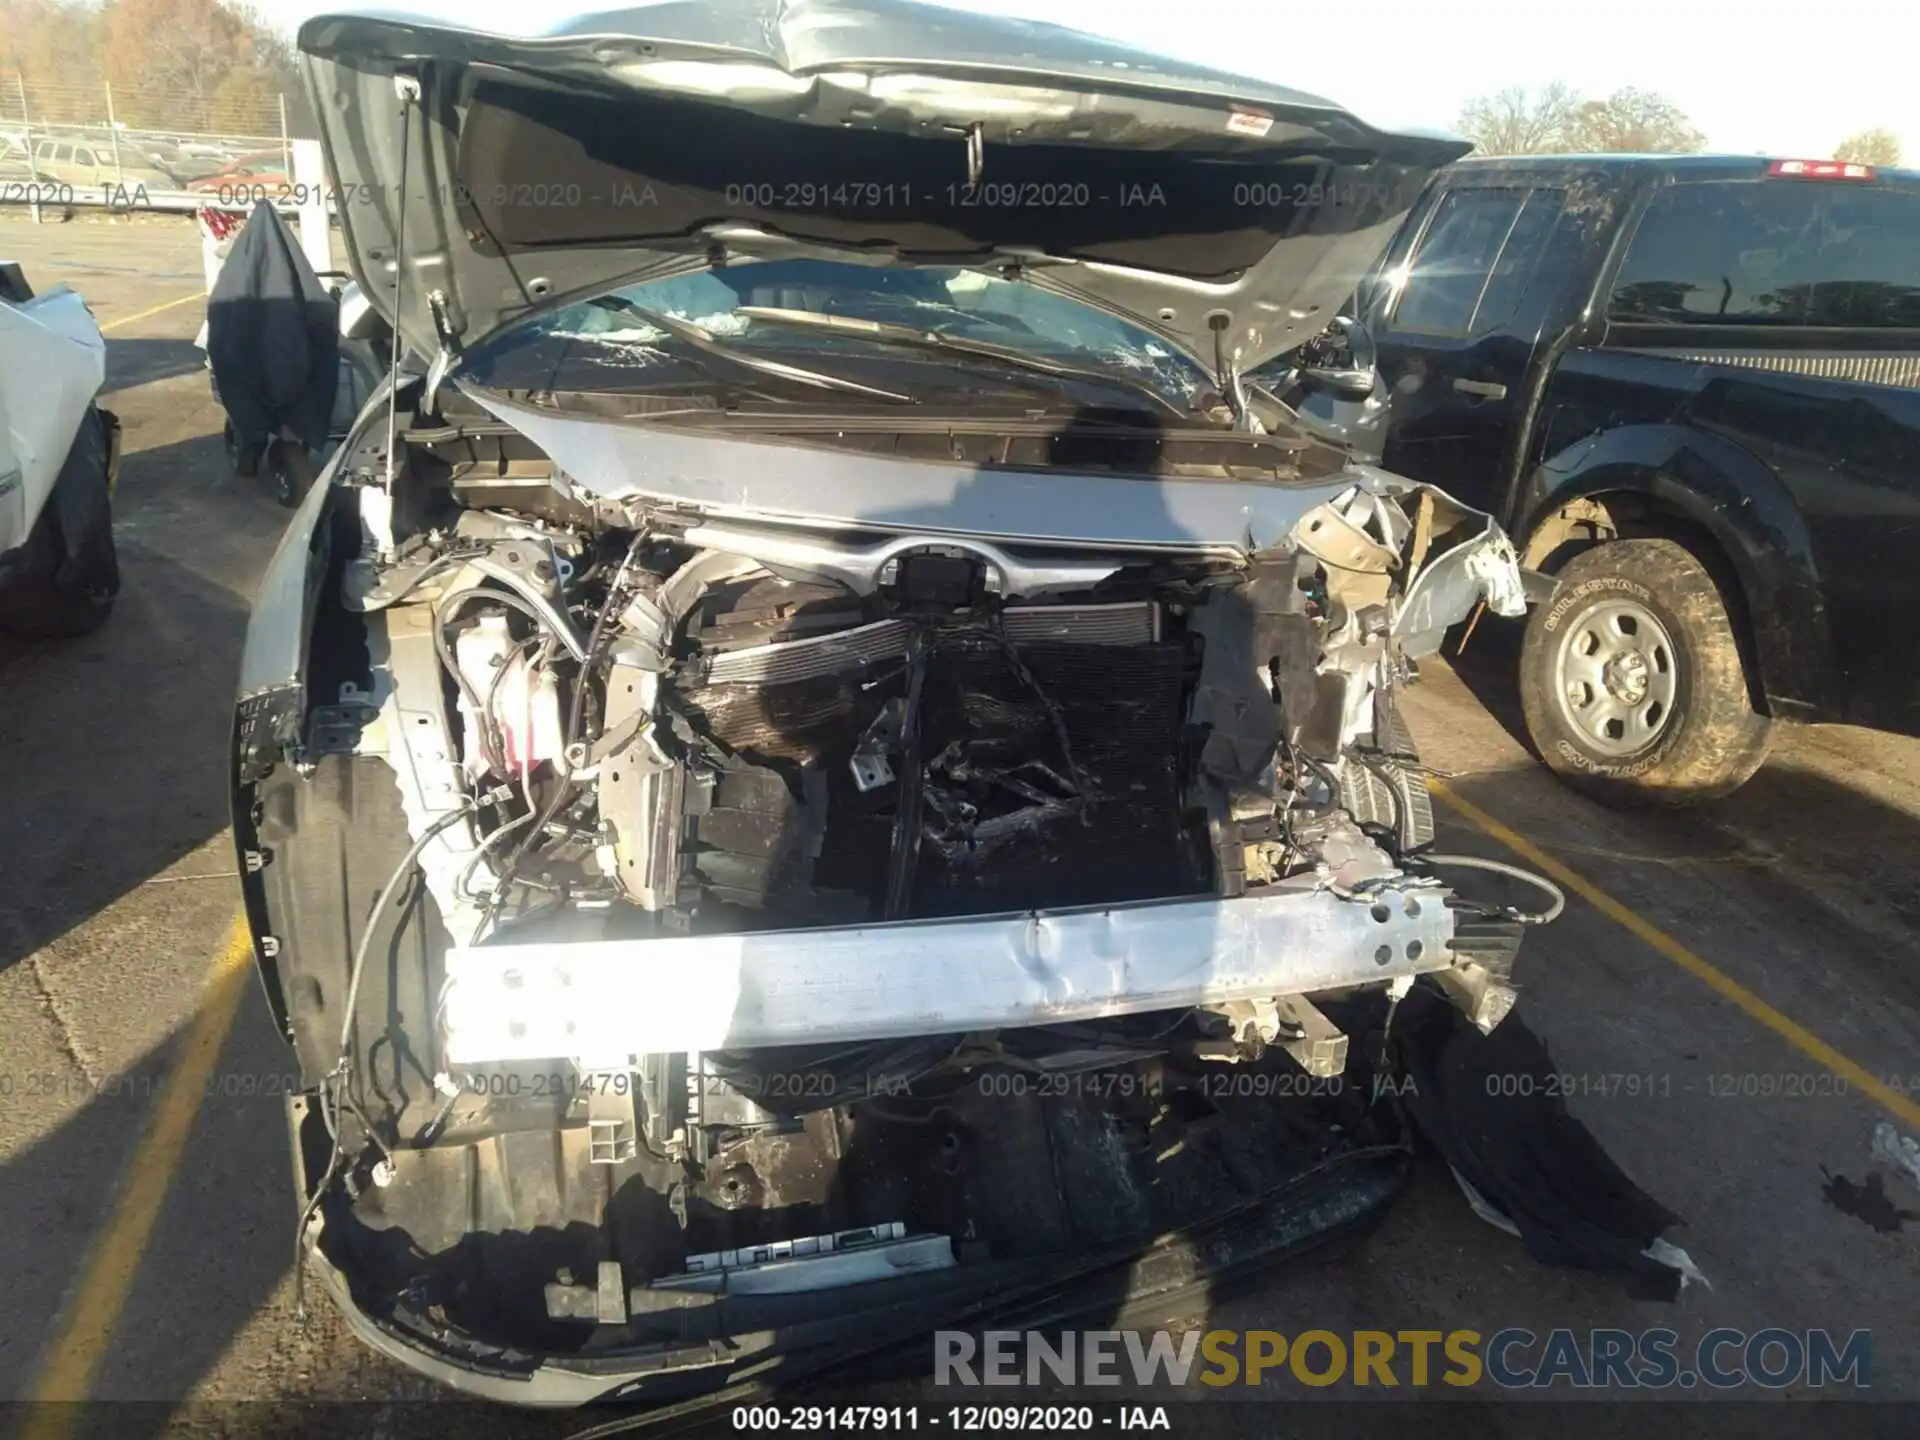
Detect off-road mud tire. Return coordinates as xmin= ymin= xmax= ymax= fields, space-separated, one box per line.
xmin=1520 ymin=538 xmax=1771 ymax=807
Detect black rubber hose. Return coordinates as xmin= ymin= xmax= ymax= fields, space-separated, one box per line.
xmin=495 ymin=536 xmax=645 ymax=885
xmin=1413 ymin=852 xmax=1566 ymax=926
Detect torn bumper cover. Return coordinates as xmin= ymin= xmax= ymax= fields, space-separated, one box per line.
xmin=291 ymin=1117 xmax=1413 ymax=1407
xmin=441 ymin=882 xmax=1454 ymax=1064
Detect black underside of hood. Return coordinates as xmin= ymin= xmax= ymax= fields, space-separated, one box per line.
xmin=460 ymin=77 xmax=1341 ymax=277
xmin=300 ymin=1 xmax=1469 ymax=374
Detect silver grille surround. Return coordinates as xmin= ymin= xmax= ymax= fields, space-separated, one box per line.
xmin=697 ymin=601 xmax=1161 ymax=686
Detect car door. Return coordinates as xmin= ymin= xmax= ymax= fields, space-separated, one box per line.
xmin=1360 ymin=181 xmax=1567 ymax=520
xmin=1599 ymin=174 xmax=1920 ymax=733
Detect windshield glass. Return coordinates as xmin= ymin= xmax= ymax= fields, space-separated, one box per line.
xmin=462 ymin=260 xmax=1209 ymax=407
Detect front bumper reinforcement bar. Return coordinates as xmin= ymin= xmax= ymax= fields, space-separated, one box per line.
xmin=439 ymin=883 xmax=1455 ymax=1063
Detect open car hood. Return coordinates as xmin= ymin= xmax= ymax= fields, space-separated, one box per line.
xmin=298 ymin=1 xmax=1467 ymax=379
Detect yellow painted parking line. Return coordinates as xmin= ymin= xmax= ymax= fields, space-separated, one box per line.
xmin=23 ymin=915 xmax=255 ymax=1423
xmin=1430 ymin=779 xmax=1920 ymax=1132
xmin=99 ymin=290 xmax=202 ymax=335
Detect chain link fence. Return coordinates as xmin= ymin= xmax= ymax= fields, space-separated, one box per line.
xmin=1 ymin=72 xmax=310 ymax=202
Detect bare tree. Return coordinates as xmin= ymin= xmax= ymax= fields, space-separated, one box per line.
xmin=1564 ymin=88 xmax=1706 ymax=154
xmin=209 ymin=63 xmax=276 ymax=132
xmin=1833 ymin=127 xmax=1902 ymax=167
xmin=3 ymin=0 xmax=105 ymax=120
xmin=1456 ymin=83 xmax=1580 ymax=155
xmin=4 ymin=0 xmax=297 ymax=134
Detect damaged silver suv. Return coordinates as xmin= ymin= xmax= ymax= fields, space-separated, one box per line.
xmin=231 ymin=0 xmax=1559 ymax=1405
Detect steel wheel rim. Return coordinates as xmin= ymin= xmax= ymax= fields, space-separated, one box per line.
xmin=1552 ymin=596 xmax=1680 ymax=757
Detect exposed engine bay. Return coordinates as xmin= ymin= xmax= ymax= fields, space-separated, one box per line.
xmin=229 ymin=386 xmax=1570 ymax=1393
xmin=222 ymin=3 xmax=1726 ymax=1400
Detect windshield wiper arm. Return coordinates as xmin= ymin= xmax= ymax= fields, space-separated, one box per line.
xmin=588 ymin=296 xmax=916 ymax=405
xmin=733 ymin=306 xmax=1194 ymax=420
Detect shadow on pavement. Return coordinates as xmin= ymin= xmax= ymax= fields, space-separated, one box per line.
xmin=1441 ymin=612 xmax=1920 ymax=989
xmin=0 ymin=426 xmax=300 ymax=1408
xmin=1438 ymin=612 xmax=1530 ymax=754
xmin=105 ymin=337 xmax=207 ymax=395
xmin=0 ymin=984 xmax=292 ymax=1409
xmin=0 ymin=429 xmax=286 ymax=974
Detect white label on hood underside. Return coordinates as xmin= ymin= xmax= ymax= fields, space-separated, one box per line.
xmin=1226 ymin=107 xmax=1274 ymax=137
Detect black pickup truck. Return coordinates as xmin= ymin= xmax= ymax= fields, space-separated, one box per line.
xmin=1289 ymin=154 xmax=1920 ymax=804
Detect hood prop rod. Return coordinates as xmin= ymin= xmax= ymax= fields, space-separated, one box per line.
xmin=381 ymin=74 xmax=421 ymax=500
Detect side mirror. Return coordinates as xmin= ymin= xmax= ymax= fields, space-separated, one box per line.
xmin=1297 ymin=316 xmax=1378 ymax=399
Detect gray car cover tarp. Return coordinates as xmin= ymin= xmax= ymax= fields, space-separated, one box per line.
xmin=205 ymin=200 xmax=339 ymax=452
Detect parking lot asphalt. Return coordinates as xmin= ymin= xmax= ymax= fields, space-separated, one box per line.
xmin=3 ymin=214 xmax=1919 ymax=1432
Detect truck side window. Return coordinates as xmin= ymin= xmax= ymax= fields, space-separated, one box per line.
xmin=1392 ymin=187 xmax=1561 ymax=337
xmin=1471 ymin=188 xmax=1564 ymax=332
xmin=1609 ymin=181 xmax=1920 ymax=328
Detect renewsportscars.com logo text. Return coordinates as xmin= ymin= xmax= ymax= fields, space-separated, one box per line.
xmin=934 ymin=1328 xmax=1871 ymax=1390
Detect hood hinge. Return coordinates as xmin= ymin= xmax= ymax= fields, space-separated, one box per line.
xmin=1210 ymin=316 xmax=1258 ymax=433
xmin=945 ymin=122 xmax=985 ymax=185
xmin=427 ymin=289 xmax=461 ymax=350
xmin=423 ymin=290 xmax=464 ymax=410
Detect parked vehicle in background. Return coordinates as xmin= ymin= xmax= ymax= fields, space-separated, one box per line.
xmin=0 ymin=261 xmax=120 ymax=636
xmin=26 ymin=136 xmax=178 ymax=193
xmin=144 ymin=137 xmax=250 ymax=185
xmin=188 ymin=150 xmax=292 ymax=200
xmin=1287 ymin=154 xmax=1920 ymax=805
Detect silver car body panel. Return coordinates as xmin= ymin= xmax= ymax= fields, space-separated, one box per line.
xmin=235 ymin=453 xmax=342 ymax=701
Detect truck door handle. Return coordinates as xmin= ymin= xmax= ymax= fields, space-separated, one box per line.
xmin=1453 ymin=378 xmax=1508 ymax=399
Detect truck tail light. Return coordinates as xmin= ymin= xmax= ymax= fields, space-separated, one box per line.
xmin=1767 ymin=159 xmax=1876 ymax=180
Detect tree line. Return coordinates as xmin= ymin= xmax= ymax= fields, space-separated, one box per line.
xmin=1456 ymin=82 xmax=1902 ymax=167
xmin=1 ymin=0 xmax=301 ymax=132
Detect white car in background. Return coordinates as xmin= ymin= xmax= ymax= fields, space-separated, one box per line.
xmin=0 ymin=261 xmax=119 ymax=636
